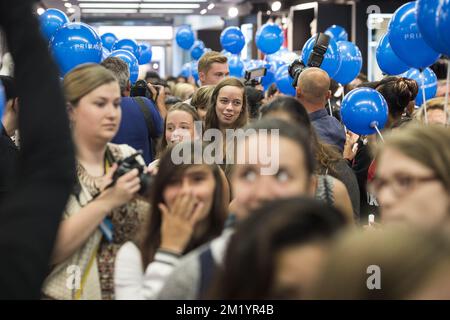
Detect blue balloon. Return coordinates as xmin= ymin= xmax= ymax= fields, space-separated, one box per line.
xmin=275 ymin=64 xmax=295 ymax=96
xmin=333 ymin=41 xmax=362 ymax=85
xmin=403 ymin=67 xmax=438 ymax=106
xmin=302 ymin=35 xmax=342 ymax=78
xmin=109 ymin=49 xmax=139 ymax=84
xmin=256 ymin=23 xmax=284 ymax=54
xmin=176 ymin=26 xmax=195 ymax=50
xmin=220 ymin=27 xmax=245 ymax=54
xmin=388 ymin=2 xmax=440 ymax=69
xmin=417 ymin=0 xmax=450 ymax=56
xmin=190 ymin=61 xmax=199 ymax=82
xmin=101 ymin=33 xmax=118 ymax=51
xmin=261 ymin=61 xmax=277 ymax=91
xmin=50 ymin=23 xmax=102 ymax=75
xmin=325 ymin=25 xmax=348 ymax=42
xmin=191 ymin=41 xmax=205 ymax=60
xmin=228 ymin=54 xmax=245 ymax=78
xmin=376 ymin=34 xmax=410 ymax=75
xmin=138 ymin=43 xmax=152 ymax=65
xmin=341 ymin=88 xmax=388 ymax=135
xmin=438 ymin=0 xmax=450 ymax=52
xmin=112 ymin=39 xmax=140 ymax=60
xmin=180 ymin=63 xmax=191 ymax=78
xmin=39 ymin=9 xmax=69 ymax=42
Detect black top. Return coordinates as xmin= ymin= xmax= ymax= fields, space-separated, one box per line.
xmin=0 ymin=1 xmax=75 ymax=299
xmin=0 ymin=124 xmax=19 ymax=201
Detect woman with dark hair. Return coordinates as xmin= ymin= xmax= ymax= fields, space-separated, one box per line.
xmin=114 ymin=142 xmax=228 ymax=299
xmin=245 ymin=86 xmax=265 ymax=121
xmin=210 ymin=197 xmax=347 ymax=299
xmin=261 ymin=96 xmax=357 ymax=222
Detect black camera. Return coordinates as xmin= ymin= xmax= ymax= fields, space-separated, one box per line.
xmin=131 ymin=80 xmax=159 ymax=102
xmin=244 ymin=67 xmax=267 ymax=87
xmin=288 ymin=32 xmax=330 ymax=88
xmin=110 ymin=151 xmax=152 ymax=196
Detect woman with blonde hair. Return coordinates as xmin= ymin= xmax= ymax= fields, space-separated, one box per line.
xmin=42 ymin=64 xmax=149 ymax=300
xmin=413 ymin=97 xmax=449 ymax=125
xmin=173 ymin=82 xmax=196 ymax=101
xmin=190 ymin=85 xmax=215 ymax=121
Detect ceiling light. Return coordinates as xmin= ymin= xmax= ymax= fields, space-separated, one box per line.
xmin=37 ymin=8 xmax=45 ymax=15
xmin=271 ymin=1 xmax=282 ymax=12
xmin=79 ymin=3 xmax=140 ymax=8
xmin=81 ymin=8 xmax=138 ymax=13
xmin=228 ymin=7 xmax=238 ymax=18
xmin=140 ymin=9 xmax=194 ymax=14
xmin=200 ymin=9 xmax=207 ymax=15
xmin=207 ymin=3 xmax=215 ymax=10
xmin=140 ymin=3 xmax=200 ymax=9
xmin=67 ymin=7 xmax=76 ymax=13
xmin=64 ymin=3 xmax=72 ymax=8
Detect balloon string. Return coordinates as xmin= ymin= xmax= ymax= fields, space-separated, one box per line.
xmin=328 ymin=99 xmax=333 ymax=117
xmin=445 ymin=60 xmax=449 ymax=127
xmin=420 ymin=71 xmax=428 ymax=125
xmin=374 ymin=125 xmax=384 ymax=143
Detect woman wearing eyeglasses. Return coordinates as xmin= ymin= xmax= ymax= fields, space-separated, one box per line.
xmin=371 ymin=124 xmax=450 ymax=231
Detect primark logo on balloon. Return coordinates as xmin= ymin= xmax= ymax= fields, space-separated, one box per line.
xmin=73 ymin=44 xmax=102 ymax=50
xmin=170 ymin=122 xmax=280 ymax=175
xmin=404 ymin=33 xmax=423 ymax=40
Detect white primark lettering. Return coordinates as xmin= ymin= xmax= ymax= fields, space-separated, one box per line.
xmin=176 ymin=305 xmax=210 ymax=318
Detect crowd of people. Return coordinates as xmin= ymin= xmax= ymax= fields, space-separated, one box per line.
xmin=0 ymin=0 xmax=449 ymax=300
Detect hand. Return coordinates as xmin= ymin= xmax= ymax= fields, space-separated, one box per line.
xmin=158 ymin=193 xmax=205 ymax=254
xmin=343 ymin=131 xmax=359 ymax=161
xmin=97 ymin=164 xmax=141 ymax=211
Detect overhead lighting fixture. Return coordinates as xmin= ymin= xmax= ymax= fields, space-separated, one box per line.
xmin=140 ymin=9 xmax=194 ymax=14
xmin=228 ymin=7 xmax=238 ymax=18
xmin=267 ymin=10 xmax=271 ymax=15
xmin=200 ymin=9 xmax=207 ymax=15
xmin=64 ymin=3 xmax=72 ymax=8
xmin=79 ymin=3 xmax=140 ymax=8
xmin=142 ymin=0 xmax=206 ymax=2
xmin=37 ymin=8 xmax=45 ymax=15
xmin=207 ymin=3 xmax=215 ymax=10
xmin=140 ymin=3 xmax=200 ymax=9
xmin=81 ymin=8 xmax=138 ymax=13
xmin=271 ymin=1 xmax=282 ymax=12
xmin=67 ymin=7 xmax=76 ymax=13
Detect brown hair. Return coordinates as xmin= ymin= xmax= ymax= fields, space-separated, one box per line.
xmin=198 ymin=51 xmax=228 ymax=75
xmin=64 ymin=63 xmax=118 ymax=105
xmin=413 ymin=97 xmax=449 ymax=123
xmin=139 ymin=142 xmax=228 ymax=266
xmin=205 ymin=77 xmax=248 ymax=131
xmin=158 ymin=102 xmax=201 ymax=156
xmin=191 ymin=85 xmax=215 ymax=111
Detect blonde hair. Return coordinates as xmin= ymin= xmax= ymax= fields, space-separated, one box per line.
xmin=63 ymin=63 xmax=118 ymax=105
xmin=172 ymin=82 xmax=196 ymax=101
xmin=191 ymin=85 xmax=215 ymax=110
xmin=198 ymin=51 xmax=228 ymax=74
xmin=413 ymin=97 xmax=449 ymax=123
xmin=379 ymin=123 xmax=450 ymax=190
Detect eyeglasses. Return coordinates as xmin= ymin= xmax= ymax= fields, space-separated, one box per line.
xmin=218 ymin=97 xmax=242 ymax=108
xmin=368 ymin=174 xmax=438 ymax=198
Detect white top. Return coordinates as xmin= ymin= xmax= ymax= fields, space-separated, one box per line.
xmin=114 ymin=241 xmax=180 ymax=300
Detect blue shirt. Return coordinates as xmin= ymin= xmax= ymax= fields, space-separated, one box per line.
xmin=309 ymin=108 xmax=346 ymax=152
xmin=112 ymin=96 xmax=163 ymax=164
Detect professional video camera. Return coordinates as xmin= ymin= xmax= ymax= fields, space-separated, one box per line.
xmin=288 ymin=32 xmax=331 ymax=88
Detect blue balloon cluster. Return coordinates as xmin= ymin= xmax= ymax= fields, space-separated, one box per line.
xmin=50 ymin=22 xmax=102 ymax=75
xmin=302 ymin=35 xmax=341 ymax=78
xmin=228 ymin=54 xmax=245 ymax=78
xmin=39 ymin=9 xmax=69 ymax=41
xmin=341 ymin=88 xmax=389 ymax=135
xmin=376 ymin=34 xmax=409 ymax=75
xmin=221 ymin=27 xmax=246 ymax=54
xmin=109 ymin=49 xmax=139 ymax=84
xmin=0 ymin=81 xmax=5 ymax=129
xmin=176 ymin=26 xmax=195 ymax=50
xmin=403 ymin=67 xmax=438 ymax=106
xmin=139 ymin=43 xmax=153 ymax=65
xmin=112 ymin=39 xmax=140 ymax=60
xmin=256 ymin=23 xmax=284 ymax=54
xmin=417 ymin=0 xmax=450 ymax=56
xmin=101 ymin=33 xmax=118 ymax=52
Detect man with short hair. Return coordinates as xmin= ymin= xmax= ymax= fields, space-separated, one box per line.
xmin=198 ymin=51 xmax=229 ymax=86
xmin=296 ymin=67 xmax=346 ymax=152
xmin=101 ymin=57 xmax=164 ymax=164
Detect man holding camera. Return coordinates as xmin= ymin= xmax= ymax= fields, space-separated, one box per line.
xmin=295 ymin=67 xmax=346 ymax=153
xmin=101 ymin=57 xmax=164 ymax=164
